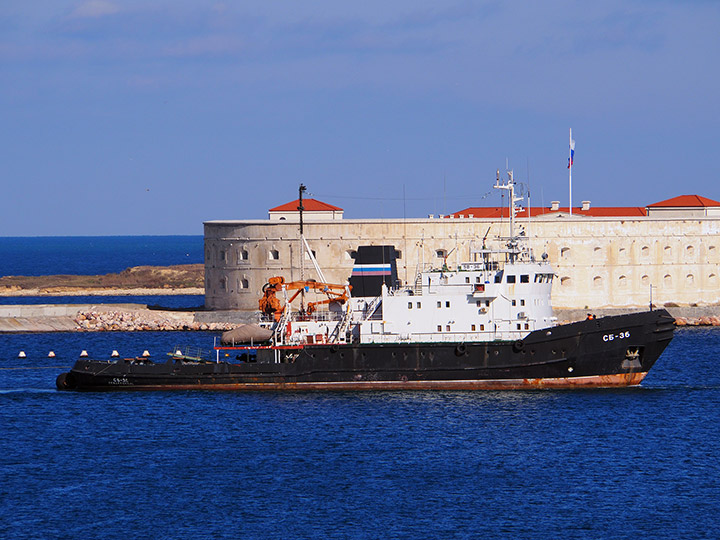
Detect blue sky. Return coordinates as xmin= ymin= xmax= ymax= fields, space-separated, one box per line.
xmin=2 ymin=0 xmax=719 ymax=235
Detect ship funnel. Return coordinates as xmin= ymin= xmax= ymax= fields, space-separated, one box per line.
xmin=349 ymin=245 xmax=400 ymax=297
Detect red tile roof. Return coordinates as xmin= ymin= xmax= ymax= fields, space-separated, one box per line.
xmin=449 ymin=206 xmax=647 ymax=218
xmin=647 ymin=195 xmax=720 ymax=208
xmin=269 ymin=198 xmax=343 ymax=212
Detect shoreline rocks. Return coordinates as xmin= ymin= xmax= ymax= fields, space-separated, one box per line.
xmin=674 ymin=316 xmax=720 ymax=326
xmin=74 ymin=310 xmax=235 ymax=332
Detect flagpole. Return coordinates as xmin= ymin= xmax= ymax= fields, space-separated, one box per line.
xmin=568 ymin=128 xmax=573 ymax=216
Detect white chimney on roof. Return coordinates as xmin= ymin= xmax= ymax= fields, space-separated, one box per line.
xmin=551 ymin=201 xmax=560 ymax=211
xmin=582 ymin=200 xmax=591 ymax=211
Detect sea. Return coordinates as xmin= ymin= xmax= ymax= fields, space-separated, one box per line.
xmin=0 ymin=236 xmax=205 ymax=309
xmin=1 ymin=238 xmax=720 ymax=539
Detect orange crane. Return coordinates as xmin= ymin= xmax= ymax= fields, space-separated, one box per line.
xmin=259 ymin=276 xmax=351 ymax=318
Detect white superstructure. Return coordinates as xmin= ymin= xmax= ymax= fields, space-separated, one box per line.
xmin=264 ymin=171 xmax=556 ymax=347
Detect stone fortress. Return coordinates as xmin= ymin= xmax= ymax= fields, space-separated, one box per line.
xmin=204 ymin=193 xmax=720 ymax=313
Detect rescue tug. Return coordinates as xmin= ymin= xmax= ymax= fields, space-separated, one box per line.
xmin=57 ymin=175 xmax=674 ymax=391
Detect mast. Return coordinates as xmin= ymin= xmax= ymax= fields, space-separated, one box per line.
xmin=298 ymin=183 xmax=306 ymax=287
xmin=568 ymin=128 xmax=575 ymax=216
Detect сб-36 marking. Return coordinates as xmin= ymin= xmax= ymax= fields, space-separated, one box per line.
xmin=603 ymin=331 xmax=630 ymax=342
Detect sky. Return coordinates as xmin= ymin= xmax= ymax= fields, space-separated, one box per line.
xmin=2 ymin=0 xmax=719 ymax=235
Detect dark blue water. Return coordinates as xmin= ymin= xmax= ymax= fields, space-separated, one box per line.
xmin=1 ymin=327 xmax=719 ymax=539
xmin=0 ymin=236 xmax=203 ymax=276
xmin=0 ymin=295 xmax=205 ymax=309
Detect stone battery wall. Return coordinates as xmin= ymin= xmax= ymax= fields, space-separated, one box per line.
xmin=204 ymin=216 xmax=720 ymax=311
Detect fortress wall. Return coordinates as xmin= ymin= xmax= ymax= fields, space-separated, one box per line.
xmin=204 ymin=217 xmax=720 ymax=311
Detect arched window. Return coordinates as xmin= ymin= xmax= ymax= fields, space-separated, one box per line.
xmin=560 ymin=247 xmax=570 ymax=259
xmin=710 ymin=274 xmax=718 ymax=286
xmin=687 ymin=245 xmax=695 ymax=257
xmin=664 ymin=274 xmax=672 ymax=287
xmin=664 ymin=246 xmax=672 ymax=260
xmin=641 ymin=275 xmax=650 ymax=286
xmin=618 ymin=275 xmax=627 ymax=288
xmin=641 ymin=246 xmax=650 ymax=258
xmin=593 ymin=276 xmax=603 ymax=288
xmin=686 ymin=274 xmax=694 ymax=285
xmin=560 ymin=276 xmax=571 ymax=287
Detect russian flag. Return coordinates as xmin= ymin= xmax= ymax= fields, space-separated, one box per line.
xmin=568 ymin=138 xmax=575 ymax=169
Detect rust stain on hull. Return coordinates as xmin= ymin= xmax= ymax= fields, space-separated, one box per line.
xmin=80 ymin=372 xmax=649 ymax=391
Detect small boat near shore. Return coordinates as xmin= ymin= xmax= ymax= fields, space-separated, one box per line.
xmin=56 ymin=176 xmax=675 ymax=391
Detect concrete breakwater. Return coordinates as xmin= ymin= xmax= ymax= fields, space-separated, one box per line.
xmin=0 ymin=304 xmax=236 ymax=333
xmin=2 ymin=304 xmax=720 ymax=333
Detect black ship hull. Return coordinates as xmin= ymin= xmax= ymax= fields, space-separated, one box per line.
xmin=56 ymin=310 xmax=675 ymax=391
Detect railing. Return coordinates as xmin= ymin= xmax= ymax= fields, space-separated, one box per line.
xmin=170 ymin=345 xmax=211 ymax=361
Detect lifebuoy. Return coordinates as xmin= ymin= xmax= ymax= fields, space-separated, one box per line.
xmin=455 ymin=343 xmax=467 ymax=356
xmin=512 ymin=340 xmax=525 ymax=353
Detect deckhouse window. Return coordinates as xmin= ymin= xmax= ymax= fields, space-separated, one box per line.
xmin=436 ymin=249 xmax=447 ymax=258
xmin=507 ymin=275 xmax=516 ymax=284
xmin=408 ymin=302 xmax=413 ymax=309
xmin=520 ymin=275 xmax=529 ymax=283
